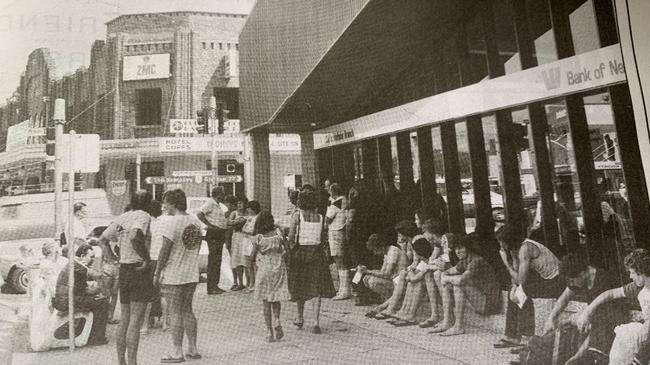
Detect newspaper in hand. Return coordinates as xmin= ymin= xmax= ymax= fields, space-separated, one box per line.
xmin=513 ymin=285 xmax=528 ymax=309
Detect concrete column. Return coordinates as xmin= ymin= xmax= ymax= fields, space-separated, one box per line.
xmin=299 ymin=132 xmax=319 ymax=187
xmin=174 ymin=29 xmax=193 ymax=120
xmin=111 ymin=34 xmax=125 ymax=139
xmin=248 ymin=131 xmax=271 ymax=210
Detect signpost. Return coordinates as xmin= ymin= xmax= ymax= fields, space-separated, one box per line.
xmin=145 ymin=175 xmax=243 ymax=185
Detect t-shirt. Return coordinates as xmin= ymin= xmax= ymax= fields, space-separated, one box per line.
xmin=65 ymin=217 xmax=88 ymax=244
xmin=326 ymin=196 xmax=347 ymax=231
xmin=54 ymin=260 xmax=89 ymax=302
xmin=102 ymin=210 xmax=152 ymax=264
xmin=160 ymin=214 xmax=202 ymax=285
xmin=199 ymin=199 xmax=228 ymax=229
xmin=454 ymin=252 xmax=499 ymax=297
xmin=150 ymin=215 xmax=172 ymax=261
xmin=623 ymin=281 xmax=650 ymax=319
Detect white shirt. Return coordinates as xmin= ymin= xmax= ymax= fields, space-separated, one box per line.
xmin=65 ymin=216 xmax=88 ymax=243
xmin=161 ymin=214 xmax=202 ymax=285
xmin=150 ymin=215 xmax=172 ymax=261
xmin=326 ymin=196 xmax=347 ymax=231
xmin=199 ymin=199 xmax=228 ymax=229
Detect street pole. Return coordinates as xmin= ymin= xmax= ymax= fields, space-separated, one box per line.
xmin=136 ymin=153 xmax=142 ymax=190
xmin=209 ymin=96 xmax=218 ymax=191
xmin=53 ymin=99 xmax=65 ymax=242
xmin=67 ymin=130 xmax=76 ymax=352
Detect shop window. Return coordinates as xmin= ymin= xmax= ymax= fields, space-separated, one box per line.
xmin=482 ymin=115 xmax=506 ymax=228
xmin=455 ymin=122 xmax=475 ymax=232
xmin=464 ymin=10 xmax=489 ymax=84
xmin=135 ymin=88 xmax=162 ymax=126
xmin=431 ymin=127 xmax=446 ymax=197
xmin=565 ymin=0 xmax=600 ymax=54
xmin=511 ymin=107 xmax=542 ymax=231
xmin=492 ymin=0 xmax=521 ymax=74
xmin=525 ymin=0 xmax=558 ymax=66
xmin=353 ymin=144 xmax=364 ymax=182
xmin=583 ymin=91 xmax=636 ymax=279
xmin=409 ymin=131 xmax=420 ymax=184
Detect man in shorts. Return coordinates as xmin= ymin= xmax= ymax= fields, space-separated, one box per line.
xmin=326 ymin=182 xmax=349 ymax=300
xmin=99 ymin=190 xmax=153 ymax=365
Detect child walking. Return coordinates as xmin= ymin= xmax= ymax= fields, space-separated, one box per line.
xmin=252 ymin=210 xmax=290 ymax=342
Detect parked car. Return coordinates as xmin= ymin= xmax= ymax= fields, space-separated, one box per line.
xmin=0 ymin=188 xmax=115 ymax=293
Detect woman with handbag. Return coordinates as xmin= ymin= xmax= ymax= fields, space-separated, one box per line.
xmin=287 ymin=188 xmax=336 ymax=334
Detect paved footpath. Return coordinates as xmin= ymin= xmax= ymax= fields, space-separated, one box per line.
xmin=10 ymin=284 xmax=514 ymax=365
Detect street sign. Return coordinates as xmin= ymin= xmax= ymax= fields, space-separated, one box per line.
xmin=145 ymin=175 xmax=243 ymax=184
xmin=61 ymin=134 xmax=100 ymax=173
xmin=172 ymin=170 xmax=212 ymax=177
xmin=169 ymin=119 xmax=199 ymax=134
xmin=158 ymin=136 xmax=244 ymax=153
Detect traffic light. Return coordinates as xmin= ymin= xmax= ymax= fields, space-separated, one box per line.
xmin=45 ymin=127 xmax=56 ymax=160
xmin=196 ymin=109 xmax=208 ymax=135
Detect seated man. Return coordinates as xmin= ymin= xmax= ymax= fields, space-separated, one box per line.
xmin=577 ymin=249 xmax=650 ymax=365
xmin=543 ymin=250 xmax=627 ymax=365
xmin=430 ymin=235 xmax=500 ymax=336
xmin=52 ymin=243 xmax=109 ymax=346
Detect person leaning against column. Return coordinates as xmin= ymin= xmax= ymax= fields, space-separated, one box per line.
xmin=287 ymin=187 xmax=336 ymax=334
xmin=326 ymin=182 xmax=350 ymax=300
xmin=197 ymin=187 xmax=229 ymax=295
xmin=494 ymin=224 xmax=563 ymax=349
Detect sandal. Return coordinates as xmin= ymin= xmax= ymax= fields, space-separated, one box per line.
xmin=493 ymin=339 xmax=522 ymax=349
xmin=365 ymin=310 xmax=378 ymax=318
xmin=274 ymin=325 xmax=284 ymax=340
xmin=312 ymin=325 xmax=322 ymax=334
xmin=373 ymin=313 xmax=392 ymax=320
xmin=185 ymin=353 xmax=202 ymax=360
xmin=161 ymin=356 xmax=185 ymax=363
xmin=389 ymin=319 xmax=417 ymax=327
xmin=266 ymin=335 xmax=276 ymax=343
xmin=292 ymin=319 xmax=304 ymax=329
xmin=418 ymin=319 xmax=438 ymax=328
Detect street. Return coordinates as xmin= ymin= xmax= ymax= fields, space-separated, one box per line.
xmin=10 ymin=283 xmax=513 ymax=365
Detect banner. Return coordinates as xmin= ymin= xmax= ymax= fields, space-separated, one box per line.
xmin=614 ymin=0 xmax=650 ymax=191
xmin=123 ymin=53 xmax=171 ymax=81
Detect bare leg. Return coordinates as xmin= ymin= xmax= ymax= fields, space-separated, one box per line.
xmin=423 ymin=271 xmax=441 ymax=322
xmin=431 ymin=280 xmax=455 ymax=333
xmin=126 ymin=302 xmax=147 ymax=365
xmin=332 ymin=256 xmax=351 ymax=300
xmin=182 ymin=286 xmax=199 ymax=355
xmin=167 ymin=291 xmax=185 ymax=359
xmin=140 ymin=303 xmax=152 ymax=333
xmin=263 ymin=300 xmax=273 ymax=340
xmin=161 ymin=296 xmax=169 ymax=331
xmin=380 ymin=270 xmax=407 ymax=315
xmin=312 ymin=297 xmax=322 ymax=327
xmin=271 ymin=302 xmax=281 ymax=326
xmin=117 ymin=303 xmax=130 ymax=365
xmin=395 ymin=280 xmax=424 ymax=321
xmin=295 ymin=300 xmax=305 ymax=326
xmin=439 ymin=285 xmax=467 ymax=336
xmin=108 ymin=277 xmax=119 ymax=322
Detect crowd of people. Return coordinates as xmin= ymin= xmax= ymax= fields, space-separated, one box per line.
xmin=32 ymin=176 xmax=650 ymax=365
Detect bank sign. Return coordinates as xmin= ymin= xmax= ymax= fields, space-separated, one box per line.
xmin=123 ymin=54 xmax=171 ymax=81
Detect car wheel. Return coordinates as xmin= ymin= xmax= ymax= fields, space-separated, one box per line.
xmin=9 ymin=267 xmax=28 ymax=294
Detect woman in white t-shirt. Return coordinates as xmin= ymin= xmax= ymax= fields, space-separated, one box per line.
xmin=154 ymin=189 xmax=203 ymax=362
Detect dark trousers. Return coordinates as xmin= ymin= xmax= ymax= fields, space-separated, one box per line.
xmin=206 ymin=228 xmax=225 ymax=292
xmin=53 ymin=295 xmax=109 ymax=344
xmin=504 ymin=272 xmax=564 ymax=340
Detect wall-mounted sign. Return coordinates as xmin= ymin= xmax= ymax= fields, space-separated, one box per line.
xmin=145 ymin=175 xmax=242 ymax=184
xmin=111 ymin=180 xmax=127 ymax=196
xmin=158 ymin=136 xmax=244 ymax=153
xmin=269 ymin=134 xmax=301 ymax=152
xmin=123 ymin=53 xmax=171 ymax=81
xmin=6 ymin=120 xmax=46 ymax=151
xmin=169 ymin=119 xmax=199 ymax=134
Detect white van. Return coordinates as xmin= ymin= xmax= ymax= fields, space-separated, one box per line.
xmin=0 ymin=188 xmax=114 ymax=293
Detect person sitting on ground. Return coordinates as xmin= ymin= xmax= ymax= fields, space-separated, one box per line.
xmin=430 ymin=234 xmax=500 ymax=336
xmin=356 ymin=233 xmax=409 ymax=311
xmin=40 ymin=241 xmax=69 ymax=299
xmin=541 ymin=250 xmax=627 ymax=365
xmin=417 ymin=219 xmax=448 ymax=328
xmin=575 ymin=249 xmax=650 ymax=365
xmin=52 ymin=243 xmax=109 ymax=346
xmin=371 ymin=220 xmax=418 ymax=320
xmin=387 ymin=237 xmax=435 ymax=326
xmin=495 ymin=224 xmax=563 ymax=349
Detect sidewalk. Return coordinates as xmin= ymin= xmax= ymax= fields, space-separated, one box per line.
xmin=10 ymin=284 xmax=515 ymax=365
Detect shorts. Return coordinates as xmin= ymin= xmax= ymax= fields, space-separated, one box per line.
xmin=328 ymin=230 xmax=346 ymax=257
xmin=161 ymin=282 xmax=198 ymax=298
xmin=119 ymin=263 xmax=154 ymax=304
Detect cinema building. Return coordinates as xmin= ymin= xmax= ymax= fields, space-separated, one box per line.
xmin=239 ymin=0 xmax=650 ymax=276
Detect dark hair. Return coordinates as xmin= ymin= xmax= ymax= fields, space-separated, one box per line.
xmin=289 ymin=190 xmax=299 ymax=206
xmin=444 ymin=233 xmax=463 ymax=250
xmin=88 ymin=226 xmax=107 ymax=238
xmin=366 ymin=233 xmax=390 ymax=251
xmin=211 ymin=186 xmax=225 ymax=199
xmin=559 ymin=251 xmax=589 ymax=280
xmin=421 ymin=218 xmax=444 ymax=236
xmin=124 ymin=204 xmax=132 ymax=212
xmin=495 ymin=224 xmax=524 ymax=251
xmin=130 ymin=189 xmax=153 ymax=211
xmin=394 ymin=220 xmax=419 ymax=239
xmin=412 ymin=237 xmax=433 ymax=259
xmin=224 ymin=194 xmax=237 ymax=206
xmin=624 ymin=249 xmax=650 ymax=276
xmin=75 ymin=243 xmax=93 ymax=258
xmin=149 ymin=200 xmax=162 ymax=218
xmin=236 ymin=196 xmax=249 ymax=205
xmin=163 ymin=189 xmax=187 ymax=211
xmin=297 ymin=189 xmax=319 ymax=210
xmin=301 ymin=184 xmax=316 ymax=192
xmin=415 ymin=208 xmax=433 ymax=223
xmin=254 ymin=210 xmax=275 ymax=234
xmin=247 ymin=200 xmax=261 ymax=214
xmin=73 ymin=202 xmax=87 ymax=214
xmin=329 ymin=182 xmax=344 ymax=196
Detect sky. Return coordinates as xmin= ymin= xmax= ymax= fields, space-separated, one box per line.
xmin=0 ymin=0 xmax=256 ymax=102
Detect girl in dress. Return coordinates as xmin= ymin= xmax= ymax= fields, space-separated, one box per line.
xmin=252 ymin=210 xmax=290 ymax=342
xmin=228 ymin=196 xmax=249 ymax=290
xmin=243 ymin=201 xmax=262 ymax=290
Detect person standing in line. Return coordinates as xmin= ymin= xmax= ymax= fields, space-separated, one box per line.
xmin=242 ymin=201 xmax=262 ymax=291
xmin=327 ymin=183 xmax=350 ymax=300
xmin=141 ymin=201 xmax=170 ymax=333
xmin=228 ymin=196 xmax=249 ymax=291
xmin=223 ymin=195 xmax=238 ymax=290
xmin=155 ymin=189 xmax=202 ymax=363
xmin=197 ymin=187 xmax=229 ymax=295
xmin=98 ymin=190 xmax=153 ymax=365
xmin=287 ymin=188 xmax=336 ymax=334
xmin=251 ymin=210 xmax=290 ymax=342
xmin=65 ymin=202 xmax=90 ymax=246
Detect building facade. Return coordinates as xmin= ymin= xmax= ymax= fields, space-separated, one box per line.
xmin=240 ymin=0 xmax=650 ymax=277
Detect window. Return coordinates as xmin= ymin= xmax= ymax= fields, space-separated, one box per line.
xmin=431 ymin=127 xmax=446 ymax=197
xmin=135 ymin=88 xmax=162 ymax=126
xmin=202 ymin=42 xmax=206 ymax=49
xmin=211 ymin=42 xmax=214 ymax=50
xmin=409 ymin=131 xmax=420 ymax=184
xmin=526 ymin=0 xmax=558 ymax=65
xmin=390 ymin=136 xmax=400 ymax=190
xmin=213 ymin=87 xmax=239 ymax=119
xmin=482 ymin=115 xmax=506 ymax=227
xmin=511 ymin=107 xmax=541 ymax=231
xmin=454 ymin=122 xmax=475 ymax=232
xmin=219 ymin=43 xmax=223 ymax=50
xmin=464 ymin=10 xmax=489 ymax=84
xmin=566 ymin=0 xmax=600 ymax=54
xmin=492 ymin=0 xmax=521 ymax=74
